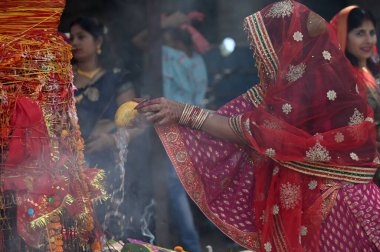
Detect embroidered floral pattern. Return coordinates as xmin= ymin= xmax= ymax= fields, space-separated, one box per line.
xmin=166 ymin=132 xmax=179 ymax=143
xmin=286 ymin=63 xmax=306 ymax=82
xmin=280 ymin=182 xmax=301 ymax=209
xmin=349 ymin=108 xmax=364 ymax=126
xmin=264 ymin=242 xmax=272 ymax=252
xmin=272 ymin=204 xmax=279 ymax=215
xmin=293 ymin=31 xmax=303 ymax=42
xmin=176 ymin=151 xmax=187 ymax=162
xmin=265 ymin=148 xmax=276 ymax=158
xmin=273 ymin=166 xmax=280 ymax=175
xmin=265 ymin=0 xmax=294 ymax=18
xmin=326 ymin=90 xmax=337 ymax=101
xmin=334 ymin=132 xmax=344 ymax=143
xmin=365 ymin=117 xmax=374 ymax=123
xmin=350 ymin=152 xmax=359 ymax=161
xmin=282 ymin=103 xmax=292 ymax=114
xmin=314 ymin=133 xmax=324 ymax=141
xmin=306 ymin=142 xmax=331 ymax=162
xmin=322 ymin=50 xmax=332 ymax=61
xmin=308 ymin=180 xmax=317 ymax=190
xmin=300 ymin=226 xmax=308 ymax=236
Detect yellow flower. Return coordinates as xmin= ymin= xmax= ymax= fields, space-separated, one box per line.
xmin=61 ymin=130 xmax=69 ymax=137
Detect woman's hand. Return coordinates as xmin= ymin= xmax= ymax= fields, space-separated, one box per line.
xmin=135 ymin=97 xmax=185 ymax=126
xmin=86 ymin=133 xmax=115 ymax=154
xmin=162 ymin=11 xmax=189 ymax=28
xmin=135 ymin=97 xmax=245 ymax=144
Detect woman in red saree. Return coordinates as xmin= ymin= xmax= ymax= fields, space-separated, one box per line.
xmin=331 ymin=6 xmax=380 ymax=185
xmin=136 ymin=1 xmax=380 ymax=251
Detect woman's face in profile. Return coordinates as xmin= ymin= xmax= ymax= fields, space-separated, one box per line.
xmin=70 ymin=24 xmax=98 ymax=62
xmin=347 ymin=19 xmax=377 ymax=64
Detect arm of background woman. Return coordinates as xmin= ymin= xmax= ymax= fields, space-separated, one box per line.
xmin=132 ymin=11 xmax=189 ymax=50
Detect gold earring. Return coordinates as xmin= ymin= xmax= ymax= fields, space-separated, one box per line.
xmin=96 ymin=46 xmax=102 ymax=55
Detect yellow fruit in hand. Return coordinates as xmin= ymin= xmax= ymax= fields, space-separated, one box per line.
xmin=114 ymin=101 xmax=139 ymax=127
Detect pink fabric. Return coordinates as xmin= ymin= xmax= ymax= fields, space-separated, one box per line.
xmin=157 ymin=94 xmax=262 ymax=248
xmin=157 ymin=93 xmax=380 ymax=251
xmin=320 ymin=183 xmax=380 ymax=251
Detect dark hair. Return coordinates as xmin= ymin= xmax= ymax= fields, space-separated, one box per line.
xmin=70 ymin=17 xmax=114 ymax=69
xmin=345 ymin=8 xmax=379 ymax=74
xmin=162 ymin=27 xmax=193 ymax=49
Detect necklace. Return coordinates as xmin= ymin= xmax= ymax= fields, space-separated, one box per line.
xmin=77 ymin=67 xmax=102 ymax=79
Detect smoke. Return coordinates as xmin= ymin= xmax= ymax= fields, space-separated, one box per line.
xmin=140 ymin=199 xmax=155 ymax=244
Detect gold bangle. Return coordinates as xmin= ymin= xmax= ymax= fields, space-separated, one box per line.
xmin=192 ymin=109 xmax=210 ymax=130
xmin=179 ymin=104 xmax=210 ymax=130
xmin=179 ymin=104 xmax=193 ymax=125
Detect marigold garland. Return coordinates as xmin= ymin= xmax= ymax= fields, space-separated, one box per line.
xmin=46 ymin=215 xmax=63 ymax=252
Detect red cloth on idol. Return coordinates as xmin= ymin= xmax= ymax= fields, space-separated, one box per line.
xmin=5 ymin=97 xmax=51 ymax=167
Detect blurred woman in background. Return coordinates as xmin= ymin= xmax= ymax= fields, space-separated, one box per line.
xmin=70 ymin=16 xmax=136 ymax=240
xmin=331 ymin=6 xmax=380 ymax=185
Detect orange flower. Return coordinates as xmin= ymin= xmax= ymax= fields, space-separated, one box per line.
xmin=47 ymin=243 xmax=56 ymax=250
xmin=1 ymin=127 xmax=11 ymax=136
xmin=91 ymin=240 xmax=102 ymax=251
xmin=47 ymin=222 xmax=62 ymax=230
xmin=76 ymin=140 xmax=84 ymax=150
xmin=174 ymin=246 xmax=185 ymax=252
xmin=61 ymin=130 xmax=69 ymax=137
xmin=54 ymin=246 xmax=63 ymax=252
xmin=54 ymin=240 xmax=63 ymax=246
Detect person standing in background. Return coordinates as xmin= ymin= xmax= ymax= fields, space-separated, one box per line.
xmin=161 ymin=27 xmax=208 ymax=108
xmin=161 ymin=26 xmax=207 ymax=252
xmin=70 ymin=16 xmax=137 ymax=240
xmin=133 ymin=12 xmax=208 ymax=252
xmin=331 ymin=6 xmax=380 ymax=185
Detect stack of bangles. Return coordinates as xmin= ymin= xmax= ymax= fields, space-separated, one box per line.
xmin=179 ymin=104 xmax=210 ymax=130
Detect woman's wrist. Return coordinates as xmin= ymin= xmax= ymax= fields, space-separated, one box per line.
xmin=178 ymin=104 xmax=210 ymax=130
